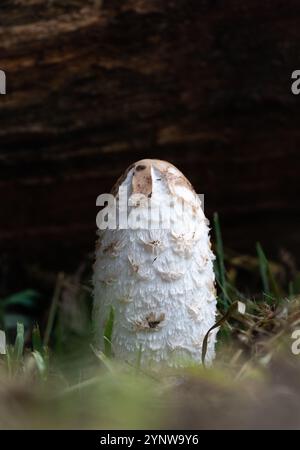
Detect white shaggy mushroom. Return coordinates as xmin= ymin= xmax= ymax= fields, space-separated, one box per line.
xmin=93 ymin=159 xmax=217 ymax=368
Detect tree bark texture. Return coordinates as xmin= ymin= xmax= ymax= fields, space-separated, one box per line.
xmin=0 ymin=0 xmax=300 ymax=271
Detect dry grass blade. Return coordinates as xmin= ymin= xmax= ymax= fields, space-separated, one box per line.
xmin=202 ymin=301 xmax=246 ymax=365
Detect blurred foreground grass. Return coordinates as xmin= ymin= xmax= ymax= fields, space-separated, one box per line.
xmin=0 ymin=215 xmax=300 ymax=429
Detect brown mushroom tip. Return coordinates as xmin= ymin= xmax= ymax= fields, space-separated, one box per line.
xmin=133 ymin=159 xmax=181 ymax=174
xmin=112 ymin=159 xmax=196 ymax=199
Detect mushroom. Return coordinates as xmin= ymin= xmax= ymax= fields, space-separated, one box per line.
xmin=93 ymin=159 xmax=217 ymax=368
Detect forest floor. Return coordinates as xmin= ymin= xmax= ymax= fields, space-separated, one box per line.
xmin=0 ymin=214 xmax=300 ymax=429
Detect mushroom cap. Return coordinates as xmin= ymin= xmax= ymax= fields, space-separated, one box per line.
xmin=112 ymin=159 xmax=199 ymax=212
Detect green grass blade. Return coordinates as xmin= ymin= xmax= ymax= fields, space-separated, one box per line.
xmin=2 ymin=289 xmax=40 ymax=309
xmin=136 ymin=344 xmax=142 ymax=374
xmin=32 ymin=351 xmax=48 ymax=381
xmin=289 ymin=281 xmax=294 ymax=298
xmin=14 ymin=322 xmax=25 ymax=363
xmin=91 ymin=344 xmax=115 ymax=374
xmin=256 ymin=242 xmax=270 ymax=295
xmin=256 ymin=242 xmax=281 ymax=301
xmin=5 ymin=345 xmax=13 ymax=377
xmin=32 ymin=324 xmax=43 ymax=355
xmin=44 ymin=272 xmax=64 ymax=347
xmin=103 ymin=306 xmax=115 ymax=358
xmin=213 ymin=212 xmax=230 ymax=308
xmin=268 ymin=269 xmax=281 ymax=301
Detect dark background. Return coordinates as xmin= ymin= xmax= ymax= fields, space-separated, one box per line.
xmin=0 ymin=0 xmax=300 ymax=297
